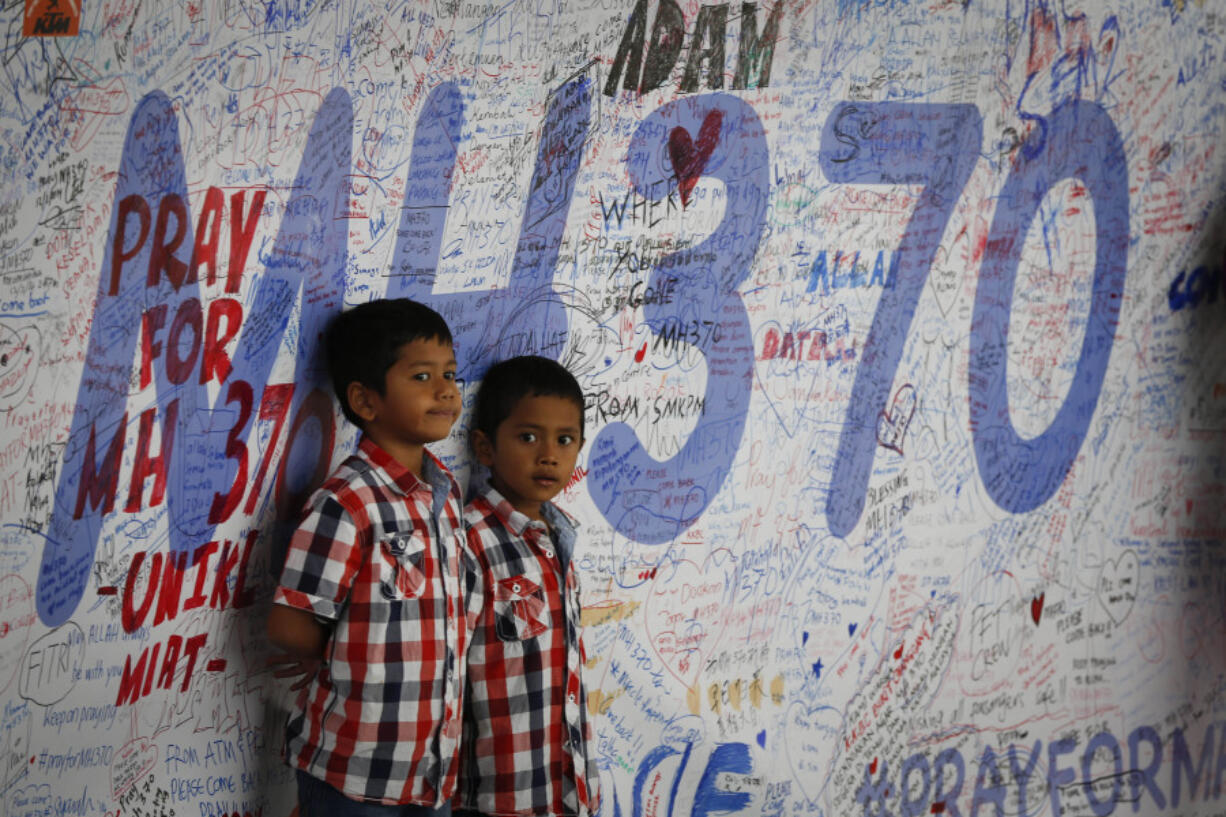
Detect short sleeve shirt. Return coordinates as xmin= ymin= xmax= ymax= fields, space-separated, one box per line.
xmin=458 ymin=484 xmax=601 ymax=816
xmin=274 ymin=437 xmax=467 ymax=806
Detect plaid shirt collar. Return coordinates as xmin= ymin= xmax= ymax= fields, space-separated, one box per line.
xmin=477 ymin=481 xmax=579 ymax=570
xmin=359 ymin=436 xmax=453 ymax=503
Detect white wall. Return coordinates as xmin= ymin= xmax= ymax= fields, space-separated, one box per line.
xmin=2 ymin=1 xmax=1225 ymax=816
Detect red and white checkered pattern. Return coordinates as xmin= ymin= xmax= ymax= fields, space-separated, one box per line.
xmin=458 ymin=484 xmax=601 ymax=816
xmin=274 ymin=437 xmax=467 ymax=806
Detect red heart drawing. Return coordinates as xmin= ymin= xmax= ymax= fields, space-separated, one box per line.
xmin=668 ymin=109 xmax=723 ymax=208
xmin=1030 ymin=593 xmax=1044 ymax=625
xmin=643 ymin=555 xmax=734 ymax=688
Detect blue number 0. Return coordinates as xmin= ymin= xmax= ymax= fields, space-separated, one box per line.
xmin=969 ymin=100 xmax=1129 ymax=513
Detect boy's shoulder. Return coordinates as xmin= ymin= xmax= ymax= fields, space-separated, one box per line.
xmin=311 ymin=445 xmax=385 ymax=504
xmin=463 ymin=484 xmax=578 ymax=543
xmin=463 ymin=485 xmax=510 ymax=532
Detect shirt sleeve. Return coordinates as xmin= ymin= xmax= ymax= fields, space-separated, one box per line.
xmin=273 ymin=493 xmax=365 ymax=621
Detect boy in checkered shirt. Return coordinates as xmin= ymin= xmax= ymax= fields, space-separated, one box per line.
xmin=268 ymin=298 xmax=468 ymax=816
xmin=456 ymin=356 xmax=601 ymax=817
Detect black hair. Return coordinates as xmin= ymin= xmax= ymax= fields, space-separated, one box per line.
xmin=325 ymin=298 xmax=453 ymax=427
xmin=473 ymin=355 xmax=585 ymax=442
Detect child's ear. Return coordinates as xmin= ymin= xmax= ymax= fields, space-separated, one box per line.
xmin=346 ymin=381 xmax=379 ymax=424
xmin=471 ymin=429 xmax=496 ymax=467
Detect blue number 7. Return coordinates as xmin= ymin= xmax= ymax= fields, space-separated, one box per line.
xmin=820 ymin=103 xmax=983 ymax=538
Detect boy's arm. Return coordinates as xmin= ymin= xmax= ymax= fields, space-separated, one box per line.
xmin=267 ymin=604 xmax=329 ymax=657
xmin=267 ymin=605 xmax=329 ymax=690
xmin=268 ymin=493 xmax=362 ymax=687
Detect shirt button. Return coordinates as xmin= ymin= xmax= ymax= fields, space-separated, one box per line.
xmin=512 ymin=583 xmax=521 ymax=593
xmin=545 ymin=549 xmax=554 ymax=558
xmin=568 ymin=693 xmax=576 ymax=703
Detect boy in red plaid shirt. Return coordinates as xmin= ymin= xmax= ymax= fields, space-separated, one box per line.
xmin=268 ymin=298 xmax=468 ymax=817
xmin=457 ymin=356 xmax=601 ymax=817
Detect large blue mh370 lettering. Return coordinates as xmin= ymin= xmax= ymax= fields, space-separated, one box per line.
xmin=37 ymin=83 xmax=1129 ymax=625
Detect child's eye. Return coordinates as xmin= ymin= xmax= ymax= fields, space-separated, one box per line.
xmin=412 ymin=372 xmax=430 ymax=381
xmin=558 ymin=434 xmax=576 ymax=446
xmin=443 ymin=371 xmax=457 ymax=381
xmin=518 ymin=432 xmax=538 ymax=443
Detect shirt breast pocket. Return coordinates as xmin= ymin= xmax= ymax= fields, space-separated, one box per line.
xmin=379 ymin=532 xmax=428 ymax=601
xmin=493 ymin=573 xmax=548 ymax=641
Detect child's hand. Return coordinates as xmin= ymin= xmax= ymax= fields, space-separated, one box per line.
xmin=267 ymin=652 xmax=321 ymax=691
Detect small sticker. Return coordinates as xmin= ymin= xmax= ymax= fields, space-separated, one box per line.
xmin=24 ymin=0 xmax=80 ymax=37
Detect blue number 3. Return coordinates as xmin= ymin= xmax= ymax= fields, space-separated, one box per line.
xmin=588 ymin=95 xmax=769 ymax=544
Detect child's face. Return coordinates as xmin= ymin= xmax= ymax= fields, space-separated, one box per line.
xmin=475 ymin=394 xmax=583 ymax=521
xmin=349 ymin=338 xmax=460 ymax=466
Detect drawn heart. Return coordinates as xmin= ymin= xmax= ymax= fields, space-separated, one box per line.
xmin=668 ymin=109 xmax=723 ymax=208
xmin=876 ymin=384 xmax=916 ymax=454
xmin=643 ymin=555 xmax=734 ymax=688
xmin=0 ymin=324 xmax=40 ymax=410
xmin=0 ymin=575 xmax=32 ymax=694
xmin=1030 ymin=593 xmax=1044 ymax=625
xmin=782 ymin=702 xmax=842 ymax=803
xmin=1098 ymin=550 xmax=1138 ymax=625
